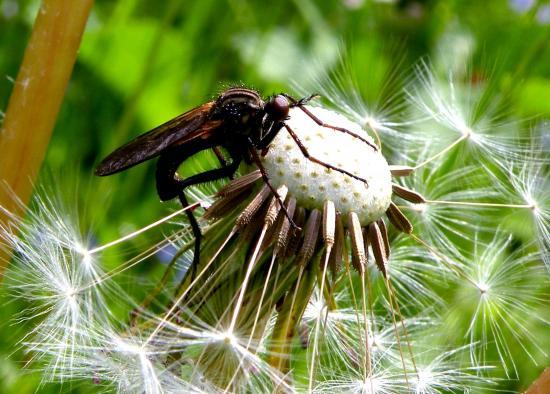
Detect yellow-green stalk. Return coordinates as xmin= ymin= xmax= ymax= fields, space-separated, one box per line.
xmin=0 ymin=0 xmax=93 ymax=279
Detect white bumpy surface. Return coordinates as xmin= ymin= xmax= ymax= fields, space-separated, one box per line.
xmin=262 ymin=106 xmax=393 ymax=225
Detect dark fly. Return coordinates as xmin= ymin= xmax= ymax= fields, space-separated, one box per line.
xmin=95 ymin=87 xmax=376 ymax=275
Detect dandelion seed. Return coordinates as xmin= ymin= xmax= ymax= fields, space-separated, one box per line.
xmin=396 ymin=162 xmax=499 ymax=253
xmin=411 ymin=345 xmax=495 ymax=393
xmin=498 ymin=158 xmax=550 ymax=270
xmin=314 ymin=363 xmax=405 ymax=394
xmin=0 ymin=193 xmax=112 ymax=379
xmin=380 ymin=235 xmax=447 ymax=309
xmin=405 ymin=60 xmax=541 ymax=170
xmin=294 ymin=47 xmax=416 ymax=151
xmin=443 ymin=232 xmax=548 ymax=376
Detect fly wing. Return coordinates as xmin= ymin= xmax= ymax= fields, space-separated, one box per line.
xmin=95 ymin=101 xmax=217 ymax=176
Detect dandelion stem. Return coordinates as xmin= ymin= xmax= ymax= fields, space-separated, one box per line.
xmin=0 ymin=0 xmax=94 ymax=279
xmin=360 ymin=272 xmax=372 ymax=379
xmin=228 ymin=226 xmax=267 ymax=334
xmin=308 ymin=246 xmax=332 ymax=392
xmin=88 ymin=204 xmax=199 ymax=255
xmin=425 ymin=200 xmax=534 ymax=209
xmin=388 ymin=280 xmax=418 ymax=377
xmin=384 ymin=275 xmax=411 ymax=390
xmin=245 ymin=253 xmax=278 ymax=350
xmin=410 ymin=233 xmax=477 ymax=287
xmin=413 ymin=134 xmax=468 ymax=170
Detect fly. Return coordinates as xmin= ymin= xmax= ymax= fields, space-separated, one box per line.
xmin=95 ymin=87 xmax=376 ymax=275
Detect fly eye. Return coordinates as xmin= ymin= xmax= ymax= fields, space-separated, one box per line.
xmin=265 ymin=95 xmax=289 ymax=121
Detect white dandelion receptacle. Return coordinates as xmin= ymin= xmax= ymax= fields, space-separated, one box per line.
xmin=261 ymin=105 xmax=393 ymax=226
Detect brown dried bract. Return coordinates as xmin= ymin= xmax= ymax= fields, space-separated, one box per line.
xmin=216 ymin=170 xmax=262 ymax=197
xmin=322 ymin=200 xmax=336 ymax=247
xmin=328 ymin=213 xmax=345 ymax=275
xmin=368 ymin=222 xmax=388 ymax=277
xmin=392 ymin=184 xmax=426 ymax=204
xmin=386 ymin=202 xmax=413 ymax=234
xmin=376 ymin=219 xmax=391 ymax=259
xmin=264 ymin=186 xmax=289 ymax=227
xmin=274 ymin=197 xmax=297 ymax=257
xmin=285 ymin=206 xmax=306 ymax=260
xmin=297 ymin=209 xmax=321 ymax=266
xmin=204 ymin=187 xmax=253 ymax=220
xmin=235 ymin=185 xmax=271 ymax=229
xmin=349 ymin=212 xmax=367 ymax=273
xmin=389 ymin=165 xmax=414 ymax=177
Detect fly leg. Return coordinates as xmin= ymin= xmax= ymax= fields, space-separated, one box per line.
xmin=156 ymin=152 xmax=241 ymax=279
xmin=248 ymin=143 xmax=301 ymax=232
xmin=283 ymin=124 xmax=369 ymax=187
xmin=177 ymin=191 xmax=202 ymax=279
xmin=283 ymin=93 xmax=378 ymax=151
xmin=212 ymin=146 xmax=234 ymax=180
xmin=283 ymin=93 xmax=319 ymax=107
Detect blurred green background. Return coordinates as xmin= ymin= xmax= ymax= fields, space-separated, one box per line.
xmin=0 ymin=0 xmax=548 ymax=392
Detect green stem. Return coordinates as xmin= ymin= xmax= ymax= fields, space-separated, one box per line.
xmin=0 ymin=0 xmax=94 ymax=281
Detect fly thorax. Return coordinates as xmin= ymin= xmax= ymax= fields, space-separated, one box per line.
xmin=219 ymin=103 xmax=262 ymax=135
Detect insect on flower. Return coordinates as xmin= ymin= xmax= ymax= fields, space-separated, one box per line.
xmin=205 ymin=105 xmax=420 ymax=281
xmin=95 ymin=87 xmax=378 ymax=272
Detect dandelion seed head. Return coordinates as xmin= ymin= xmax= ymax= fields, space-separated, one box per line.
xmin=217 ymin=330 xmax=237 ymax=346
xmin=113 ymin=336 xmax=146 ymax=356
xmin=496 ymin=158 xmax=550 ymax=269
xmin=74 ymin=242 xmax=93 ymax=268
xmin=415 ymin=368 xmax=436 ymax=393
xmin=445 ymin=233 xmax=548 ymax=375
xmin=63 ymin=284 xmax=78 ymax=299
xmin=412 ymin=362 xmax=488 ymax=393
xmin=315 ymin=368 xmax=400 ymax=394
xmin=406 ymin=61 xmax=475 ymax=141
xmin=308 ymin=297 xmax=327 ymax=318
xmin=411 ymin=203 xmax=428 ymax=213
xmin=475 ymin=281 xmax=490 ymax=295
xmin=359 ymin=376 xmax=383 ymax=393
xmin=73 ymin=241 xmax=88 ymax=255
xmin=384 ymin=237 xmax=448 ymax=307
xmin=400 ymin=163 xmax=499 ymax=252
xmin=405 ymin=60 xmax=541 ymax=169
xmin=262 ymin=106 xmax=392 ymax=225
xmin=363 ymin=114 xmax=381 ymax=130
xmin=408 ymin=343 xmax=497 ymax=393
xmin=6 ymin=44 xmax=548 ymax=391
xmin=460 ymin=125 xmax=472 ymax=139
